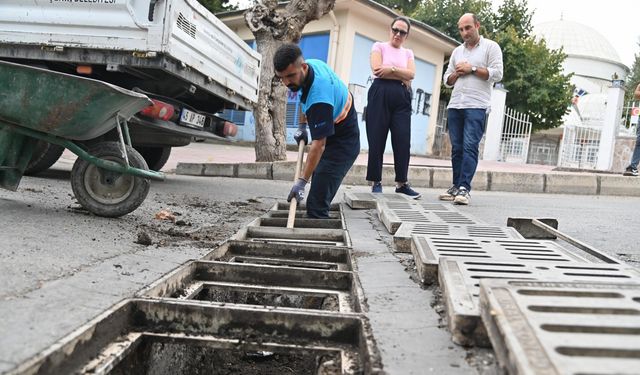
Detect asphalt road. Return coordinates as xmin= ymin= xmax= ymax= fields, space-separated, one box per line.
xmin=1 ymin=164 xmax=638 ymax=374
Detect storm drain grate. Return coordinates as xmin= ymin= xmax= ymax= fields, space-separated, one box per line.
xmin=479 ymin=280 xmax=640 ymax=375
xmin=411 ymin=236 xmax=589 ymax=284
xmin=439 ymin=259 xmax=640 ymax=347
xmin=138 ymin=260 xmax=360 ymax=313
xmin=10 ymin=299 xmax=380 ymax=375
xmin=378 ymin=204 xmax=478 ymax=234
xmin=343 ymin=191 xmax=415 ymax=209
xmin=418 ymin=203 xmax=452 ymax=211
xmin=433 ymin=211 xmax=476 ymax=224
xmin=393 ymin=223 xmax=523 ymax=252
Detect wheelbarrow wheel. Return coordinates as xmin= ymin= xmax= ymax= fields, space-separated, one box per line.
xmin=24 ymin=141 xmax=64 ymax=175
xmin=71 ymin=142 xmax=150 ymax=218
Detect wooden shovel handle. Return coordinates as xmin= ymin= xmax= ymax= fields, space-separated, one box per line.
xmin=286 ymin=141 xmax=306 ymax=228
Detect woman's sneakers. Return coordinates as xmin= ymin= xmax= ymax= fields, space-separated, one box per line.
xmin=395 ymin=183 xmax=421 ymax=199
xmin=372 ymin=182 xmax=383 ymax=193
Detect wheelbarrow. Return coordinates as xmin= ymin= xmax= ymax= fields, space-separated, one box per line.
xmin=0 ymin=60 xmax=164 ymax=217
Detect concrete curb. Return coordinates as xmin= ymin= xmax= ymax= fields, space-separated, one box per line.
xmin=176 ymin=162 xmax=640 ymax=196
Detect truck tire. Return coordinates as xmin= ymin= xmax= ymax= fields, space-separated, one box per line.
xmin=71 ymin=142 xmax=150 ymax=218
xmin=136 ymin=146 xmax=172 ymax=171
xmin=24 ymin=141 xmax=65 ymax=175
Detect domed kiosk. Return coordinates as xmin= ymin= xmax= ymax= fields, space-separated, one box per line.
xmin=534 ymin=19 xmax=629 ymax=94
xmin=525 ymin=20 xmax=630 ymax=169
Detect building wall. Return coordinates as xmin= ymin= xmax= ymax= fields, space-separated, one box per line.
xmin=219 ymin=0 xmax=455 ymax=154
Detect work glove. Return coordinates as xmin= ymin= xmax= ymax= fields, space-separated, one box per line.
xmin=287 ymin=178 xmax=307 ymax=203
xmin=293 ymin=123 xmax=308 ymax=146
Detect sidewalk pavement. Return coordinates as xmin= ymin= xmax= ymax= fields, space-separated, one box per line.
xmin=56 ymin=141 xmax=640 ymax=196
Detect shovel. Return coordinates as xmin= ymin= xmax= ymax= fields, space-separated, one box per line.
xmin=287 ymin=140 xmax=306 ymax=228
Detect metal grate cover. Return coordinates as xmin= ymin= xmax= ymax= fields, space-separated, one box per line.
xmin=393 ymin=223 xmax=523 ymax=252
xmin=411 ymin=236 xmax=589 ymax=284
xmin=439 ymin=259 xmax=640 ymax=347
xmin=378 ymin=205 xmax=478 ymax=234
xmin=480 ymin=280 xmax=640 ymax=375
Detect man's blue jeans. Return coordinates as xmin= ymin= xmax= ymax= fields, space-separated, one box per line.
xmin=447 ymin=108 xmax=487 ymax=191
xmin=629 ymin=127 xmax=640 ymax=168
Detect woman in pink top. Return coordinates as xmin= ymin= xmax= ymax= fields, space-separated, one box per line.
xmin=365 ymin=16 xmax=420 ymax=198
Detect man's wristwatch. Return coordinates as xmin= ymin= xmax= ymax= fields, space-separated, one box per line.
xmin=471 ymin=66 xmax=478 ymax=75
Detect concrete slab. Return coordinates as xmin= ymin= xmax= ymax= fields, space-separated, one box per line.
xmin=432 ymin=168 xmax=454 ymax=189
xmin=411 ymin=236 xmax=590 ymax=285
xmin=237 ymin=162 xmax=272 ymax=179
xmin=342 ymin=164 xmax=367 ymax=185
xmin=271 ymin=161 xmax=297 ymax=181
xmin=342 ymin=191 xmax=415 ymax=209
xmin=394 ymin=223 xmax=523 ymax=252
xmin=600 ymin=175 xmax=640 ymax=196
xmin=440 ymin=259 xmax=640 ymax=347
xmin=343 ymin=208 xmax=474 ymax=375
xmin=479 ymin=280 xmax=640 ymax=375
xmin=491 ymin=171 xmax=544 ymax=193
xmin=546 ymin=174 xmax=598 ymax=195
xmin=406 ymin=166 xmax=430 ymax=187
xmin=175 ymin=162 xmax=204 ymax=176
xmin=202 ymin=162 xmax=235 ymax=177
xmin=471 ymin=170 xmax=489 ymax=191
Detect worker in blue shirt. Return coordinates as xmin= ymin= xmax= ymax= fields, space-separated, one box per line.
xmin=273 ymin=43 xmax=360 ymax=219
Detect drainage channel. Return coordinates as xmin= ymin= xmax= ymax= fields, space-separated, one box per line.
xmin=10 ymin=202 xmax=382 ymax=375
xmin=138 ymin=260 xmax=360 ymax=313
xmin=345 ymin=191 xmax=640 ymax=374
xmin=13 ymin=299 xmax=374 ymax=375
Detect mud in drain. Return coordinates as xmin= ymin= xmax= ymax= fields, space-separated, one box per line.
xmin=111 ymin=336 xmax=342 ymax=375
xmin=191 ymin=284 xmax=340 ymax=311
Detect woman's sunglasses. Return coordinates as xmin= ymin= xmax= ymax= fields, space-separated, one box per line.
xmin=391 ymin=27 xmax=408 ymax=36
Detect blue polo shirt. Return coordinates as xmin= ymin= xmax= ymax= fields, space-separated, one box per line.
xmin=300 ymin=59 xmax=359 ymax=162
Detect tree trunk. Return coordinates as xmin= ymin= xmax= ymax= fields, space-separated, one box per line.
xmin=245 ymin=0 xmax=336 ymax=162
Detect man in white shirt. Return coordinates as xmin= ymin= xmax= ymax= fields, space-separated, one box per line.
xmin=440 ymin=13 xmax=503 ymax=205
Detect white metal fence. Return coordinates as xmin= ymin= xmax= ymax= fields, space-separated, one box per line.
xmin=558 ymin=124 xmax=601 ymax=169
xmin=620 ymin=100 xmax=639 ymax=136
xmin=432 ymin=100 xmax=448 ymax=156
xmin=499 ymin=107 xmax=532 ymax=163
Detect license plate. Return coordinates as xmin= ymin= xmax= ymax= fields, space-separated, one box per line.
xmin=179 ymin=108 xmax=206 ymax=129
